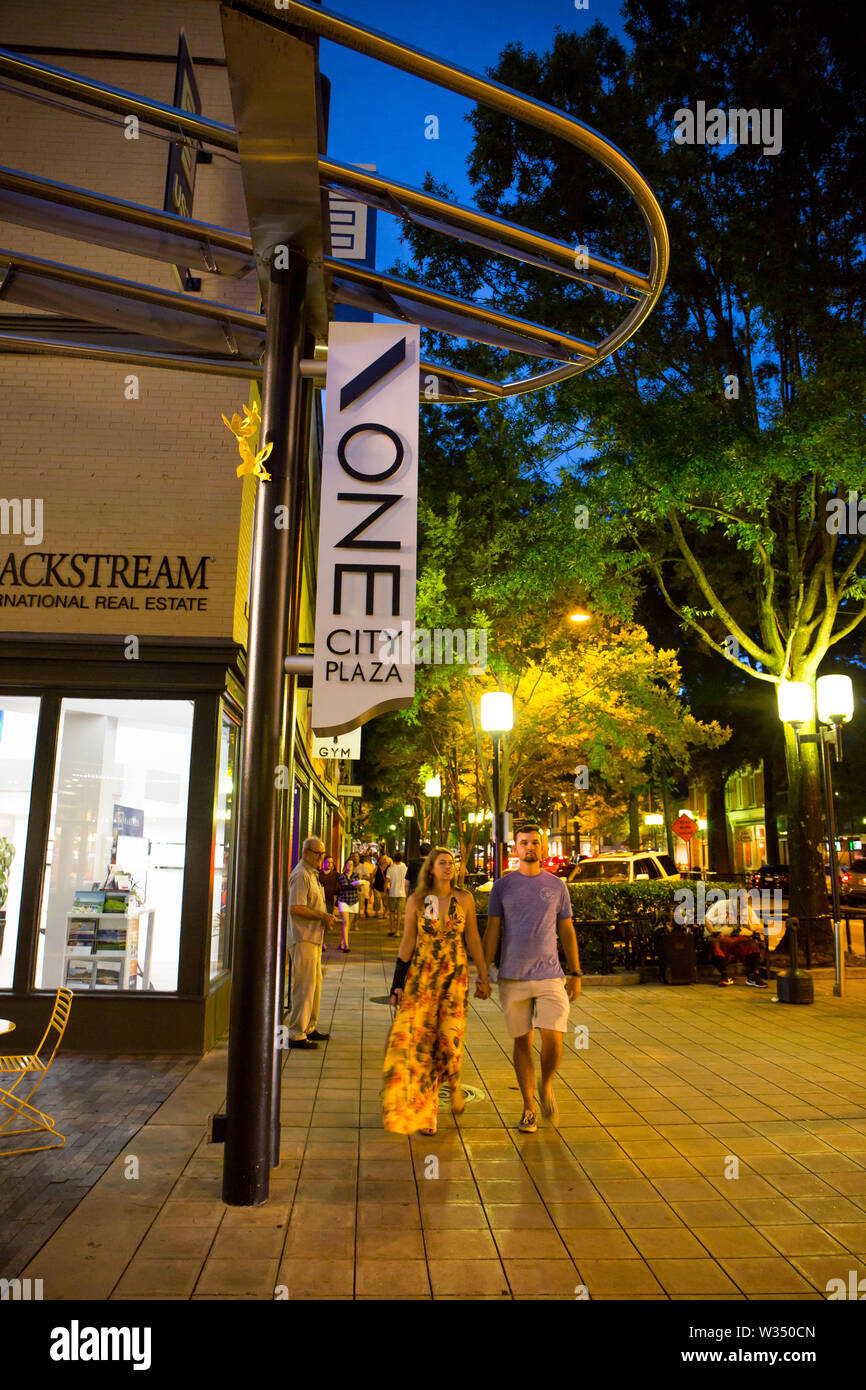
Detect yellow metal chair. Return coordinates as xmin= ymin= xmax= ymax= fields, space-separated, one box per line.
xmin=0 ymin=988 xmax=73 ymax=1156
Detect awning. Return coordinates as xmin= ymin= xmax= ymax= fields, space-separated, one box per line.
xmin=0 ymin=249 xmax=265 ymax=359
xmin=0 ymin=166 xmax=256 ymax=278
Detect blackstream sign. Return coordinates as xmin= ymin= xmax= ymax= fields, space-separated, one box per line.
xmin=313 ymin=323 xmax=420 ymax=735
xmin=0 ymin=552 xmax=212 ymax=610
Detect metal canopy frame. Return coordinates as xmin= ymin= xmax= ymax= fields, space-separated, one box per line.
xmin=0 ymin=2 xmax=668 ymax=403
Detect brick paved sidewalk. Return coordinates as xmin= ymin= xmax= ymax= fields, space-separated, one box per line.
xmin=0 ymin=1055 xmax=195 ymax=1278
xmin=12 ymin=917 xmax=866 ymax=1300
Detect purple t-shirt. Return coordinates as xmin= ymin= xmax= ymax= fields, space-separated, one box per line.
xmin=487 ymin=870 xmax=572 ymax=981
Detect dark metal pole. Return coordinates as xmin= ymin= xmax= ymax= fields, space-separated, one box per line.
xmin=492 ymin=733 xmax=501 ymax=881
xmin=270 ymin=680 xmax=290 ymax=1169
xmin=270 ymin=333 xmax=313 ymax=1169
xmin=818 ymin=727 xmax=845 ymax=997
xmin=223 ymin=253 xmax=307 ymax=1205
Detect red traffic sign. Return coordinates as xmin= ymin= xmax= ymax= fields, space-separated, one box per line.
xmin=673 ymin=813 xmax=698 ymax=842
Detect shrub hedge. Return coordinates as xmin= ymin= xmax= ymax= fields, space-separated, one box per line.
xmin=474 ymin=878 xmax=747 ymax=974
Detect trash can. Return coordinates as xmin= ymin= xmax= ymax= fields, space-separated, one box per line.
xmin=658 ymin=925 xmax=697 ymax=985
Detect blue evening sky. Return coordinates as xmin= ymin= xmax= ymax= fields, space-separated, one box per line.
xmin=320 ymin=0 xmax=630 ymax=271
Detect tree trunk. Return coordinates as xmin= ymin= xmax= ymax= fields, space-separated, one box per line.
xmin=763 ymin=752 xmax=780 ymax=864
xmin=406 ymin=816 xmax=420 ymax=861
xmin=628 ymin=791 xmax=640 ymax=852
xmin=661 ymin=778 xmax=676 ymax=860
xmin=707 ymin=778 xmax=732 ymax=876
xmin=782 ymin=721 xmax=833 ymax=958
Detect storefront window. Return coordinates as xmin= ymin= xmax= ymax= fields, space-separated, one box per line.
xmin=210 ymin=707 xmax=239 ymax=979
xmin=36 ymin=699 xmax=194 ymax=993
xmin=0 ymin=696 xmax=41 ymax=990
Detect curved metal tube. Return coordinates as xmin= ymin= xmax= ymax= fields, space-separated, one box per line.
xmin=281 ymin=0 xmax=669 ymax=398
xmin=0 ymin=8 xmax=669 ymax=403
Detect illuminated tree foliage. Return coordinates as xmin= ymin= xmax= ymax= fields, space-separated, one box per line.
xmin=397 ymin=0 xmax=866 ymax=935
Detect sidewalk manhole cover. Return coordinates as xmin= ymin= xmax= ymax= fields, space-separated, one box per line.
xmin=438 ymin=1083 xmax=486 ymax=1105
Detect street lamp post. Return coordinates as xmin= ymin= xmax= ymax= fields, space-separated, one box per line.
xmin=777 ymin=675 xmax=855 ymax=997
xmin=425 ymin=777 xmax=441 ymax=845
xmin=644 ymin=812 xmax=664 ymax=853
xmin=403 ymin=803 xmax=413 ymax=858
xmin=480 ymin=692 xmax=514 ymax=881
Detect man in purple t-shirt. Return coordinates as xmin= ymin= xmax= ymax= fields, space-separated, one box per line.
xmin=484 ymin=825 xmax=581 ymax=1133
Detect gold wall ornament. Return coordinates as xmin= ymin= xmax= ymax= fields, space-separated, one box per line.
xmin=222 ymin=401 xmax=272 ymax=481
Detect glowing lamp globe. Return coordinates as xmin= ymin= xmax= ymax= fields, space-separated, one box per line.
xmin=480 ymin=691 xmax=513 ymax=733
xmin=424 ymin=776 xmax=441 ymax=798
xmin=777 ymin=681 xmax=814 ymax=728
xmin=817 ymin=675 xmax=854 ymax=726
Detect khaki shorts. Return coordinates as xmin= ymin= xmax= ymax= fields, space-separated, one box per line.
xmin=498 ymin=977 xmax=571 ymax=1037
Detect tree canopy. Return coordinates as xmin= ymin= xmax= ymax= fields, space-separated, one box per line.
xmin=392 ymin=0 xmax=866 ymax=927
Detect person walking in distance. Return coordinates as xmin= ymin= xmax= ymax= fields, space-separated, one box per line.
xmin=383 ymin=846 xmax=490 ymax=1135
xmin=287 ymin=837 xmax=337 ymax=1048
xmin=386 ymin=852 xmax=408 ymax=937
xmin=483 ymin=825 xmax=581 ymax=1132
xmin=405 ymin=841 xmax=432 ymax=896
xmin=319 ymin=853 xmax=338 ymax=916
xmin=357 ymin=854 xmax=373 ymax=917
xmin=371 ymin=853 xmax=387 ymax=918
xmin=335 ymin=857 xmax=360 ymax=952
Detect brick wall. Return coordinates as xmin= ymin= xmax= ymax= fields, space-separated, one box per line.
xmin=0 ymin=0 xmax=259 ymax=638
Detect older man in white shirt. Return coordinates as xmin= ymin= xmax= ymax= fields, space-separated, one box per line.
xmin=287 ymin=836 xmax=337 ymax=1048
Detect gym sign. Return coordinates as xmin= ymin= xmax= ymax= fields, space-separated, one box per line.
xmin=313 ymin=728 xmax=362 ymax=760
xmin=313 ymin=322 xmax=420 ymax=735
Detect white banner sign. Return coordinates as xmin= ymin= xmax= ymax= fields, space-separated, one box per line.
xmin=313 ymin=728 xmax=362 ymax=760
xmin=313 ymin=322 xmax=419 ymax=735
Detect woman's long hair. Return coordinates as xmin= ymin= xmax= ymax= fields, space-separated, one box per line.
xmin=412 ymin=845 xmax=456 ymax=914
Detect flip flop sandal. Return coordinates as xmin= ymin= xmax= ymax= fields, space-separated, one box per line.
xmin=538 ymin=1090 xmax=560 ymax=1125
xmin=419 ymin=1121 xmax=438 ymax=1136
xmin=518 ymin=1110 xmax=537 ymax=1133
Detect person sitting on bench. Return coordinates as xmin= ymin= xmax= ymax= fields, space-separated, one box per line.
xmin=712 ymin=927 xmax=767 ymax=988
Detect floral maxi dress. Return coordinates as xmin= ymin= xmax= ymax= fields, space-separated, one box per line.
xmin=382 ymin=894 xmax=468 ymax=1133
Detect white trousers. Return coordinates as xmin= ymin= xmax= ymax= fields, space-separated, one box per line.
xmin=288 ymin=939 xmax=322 ymax=1039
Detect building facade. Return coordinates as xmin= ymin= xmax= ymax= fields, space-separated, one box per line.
xmin=0 ymin=0 xmax=344 ymax=1051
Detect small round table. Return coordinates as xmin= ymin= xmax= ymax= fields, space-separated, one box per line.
xmin=0 ymin=1019 xmax=15 ymax=1036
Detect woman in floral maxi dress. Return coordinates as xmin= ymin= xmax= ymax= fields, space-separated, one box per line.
xmin=383 ymin=847 xmax=491 ymax=1135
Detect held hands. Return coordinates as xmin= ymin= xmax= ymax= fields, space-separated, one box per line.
xmin=474 ymin=977 xmax=492 ymax=1000
xmin=565 ymin=975 xmax=582 ymax=1002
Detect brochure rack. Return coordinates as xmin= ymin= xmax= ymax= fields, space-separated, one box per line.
xmin=63 ymin=896 xmax=148 ymax=990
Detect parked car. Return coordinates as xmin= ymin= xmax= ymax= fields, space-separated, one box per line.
xmin=748 ymin=864 xmax=790 ymax=894
xmin=842 ymin=858 xmax=866 ymax=903
xmin=474 ymin=867 xmax=516 ymax=897
xmin=475 ymin=850 xmax=680 ymax=897
xmin=567 ymin=852 xmax=680 ymax=883
xmin=748 ymin=861 xmax=849 ymax=900
xmin=542 ymin=855 xmax=570 ymax=875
